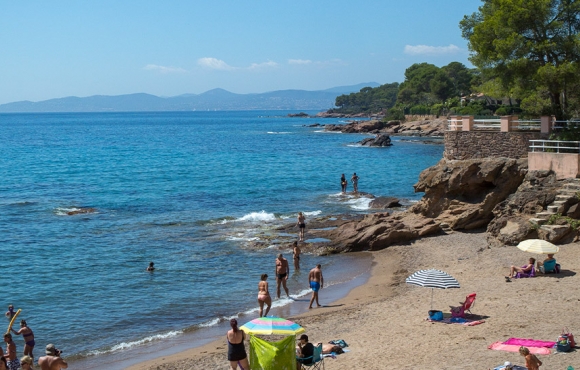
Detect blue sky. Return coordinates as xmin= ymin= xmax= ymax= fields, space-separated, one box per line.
xmin=0 ymin=0 xmax=482 ymax=105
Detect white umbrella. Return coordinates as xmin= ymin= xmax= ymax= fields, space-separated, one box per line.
xmin=406 ymin=269 xmax=460 ymax=310
xmin=517 ymin=239 xmax=559 ymax=254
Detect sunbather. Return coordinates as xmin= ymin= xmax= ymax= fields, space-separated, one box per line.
xmin=506 ymin=258 xmax=535 ymax=281
xmin=519 ymin=346 xmax=542 ymax=370
xmin=536 ymin=254 xmax=556 ymax=273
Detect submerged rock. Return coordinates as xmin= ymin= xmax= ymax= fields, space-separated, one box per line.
xmin=358 ymin=134 xmax=392 ymax=147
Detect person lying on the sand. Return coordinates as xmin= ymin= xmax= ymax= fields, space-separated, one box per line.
xmin=505 ymin=257 xmax=535 ymax=281
xmin=321 ymin=343 xmax=343 ymax=354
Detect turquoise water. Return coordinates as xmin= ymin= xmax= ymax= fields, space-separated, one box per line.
xmin=0 ymin=111 xmax=443 ymax=361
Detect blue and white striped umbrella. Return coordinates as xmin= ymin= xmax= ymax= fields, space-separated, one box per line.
xmin=406 ymin=269 xmax=460 ymax=310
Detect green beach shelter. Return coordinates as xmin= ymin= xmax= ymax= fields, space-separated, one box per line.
xmin=240 ymin=316 xmax=305 ymax=370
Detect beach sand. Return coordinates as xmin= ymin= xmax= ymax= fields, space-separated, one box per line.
xmin=128 ymin=231 xmax=580 ymax=369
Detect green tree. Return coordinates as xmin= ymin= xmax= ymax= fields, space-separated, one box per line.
xmin=460 ymin=0 xmax=580 ymax=120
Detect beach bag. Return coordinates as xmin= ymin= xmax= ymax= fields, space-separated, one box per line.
xmin=562 ymin=327 xmax=575 ymax=347
xmin=556 ymin=334 xmax=571 ymax=352
xmin=428 ymin=310 xmax=443 ymax=321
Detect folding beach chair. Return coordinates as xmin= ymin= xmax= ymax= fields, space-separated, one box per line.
xmin=298 ymin=343 xmax=325 ymax=370
xmin=450 ymin=292 xmax=476 ymax=318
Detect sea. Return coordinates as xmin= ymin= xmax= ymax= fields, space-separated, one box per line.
xmin=0 ymin=111 xmax=443 ymax=368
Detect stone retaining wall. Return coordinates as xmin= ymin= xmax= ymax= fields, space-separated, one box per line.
xmin=444 ymin=131 xmax=546 ymax=160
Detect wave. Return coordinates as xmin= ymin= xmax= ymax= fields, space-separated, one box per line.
xmin=86 ymin=330 xmax=183 ymax=357
xmin=303 ymin=210 xmax=322 ymax=217
xmin=237 ymin=210 xmax=277 ymax=222
xmin=345 ymin=197 xmax=372 ymax=210
xmin=267 ymin=131 xmax=291 ymax=134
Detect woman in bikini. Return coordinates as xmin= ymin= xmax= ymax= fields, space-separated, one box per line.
xmin=257 ymin=274 xmax=272 ymax=317
xmin=11 ymin=320 xmax=34 ymax=360
xmin=340 ymin=174 xmax=347 ymax=193
xmin=226 ymin=319 xmax=249 ymax=370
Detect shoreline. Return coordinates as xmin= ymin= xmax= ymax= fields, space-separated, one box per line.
xmin=127 ymin=231 xmax=580 ymax=369
xmin=125 ymin=245 xmax=400 ymax=370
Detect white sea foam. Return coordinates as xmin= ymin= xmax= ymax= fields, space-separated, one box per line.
xmin=237 ymin=211 xmax=277 ymax=222
xmin=314 ymin=130 xmax=342 ymax=133
xmin=303 ymin=210 xmax=321 ymax=217
xmin=267 ymin=131 xmax=291 ymax=134
xmin=345 ymin=197 xmax=372 ymax=210
xmin=54 ymin=207 xmax=81 ymax=216
xmin=87 ymin=330 xmax=182 ymax=356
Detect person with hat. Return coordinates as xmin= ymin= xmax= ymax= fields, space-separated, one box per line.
xmin=38 ymin=344 xmax=67 ymax=370
xmin=296 ymin=334 xmax=314 ymax=369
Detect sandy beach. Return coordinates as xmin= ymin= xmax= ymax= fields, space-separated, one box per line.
xmin=127 ymin=231 xmax=580 ymax=369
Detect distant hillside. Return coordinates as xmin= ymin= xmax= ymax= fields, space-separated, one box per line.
xmin=0 ymin=83 xmax=380 ymax=113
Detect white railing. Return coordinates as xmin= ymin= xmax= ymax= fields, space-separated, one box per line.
xmin=473 ymin=118 xmax=501 ymax=130
xmin=511 ymin=119 xmax=541 ymax=131
xmin=529 ymin=140 xmax=580 ymax=153
xmin=447 ymin=118 xmax=462 ymax=130
xmin=553 ymin=120 xmax=580 ymax=131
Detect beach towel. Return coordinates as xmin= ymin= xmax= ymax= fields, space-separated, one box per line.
xmin=329 ymin=339 xmax=349 ymax=348
xmin=426 ymin=317 xmax=485 ymax=326
xmin=488 ymin=341 xmax=551 ymax=355
xmin=503 ymin=338 xmax=556 ymax=348
xmin=249 ymin=334 xmax=296 ymax=370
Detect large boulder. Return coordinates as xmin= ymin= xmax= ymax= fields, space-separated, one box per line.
xmin=358 ymin=134 xmax=392 ymax=147
xmin=411 ymin=158 xmax=528 ymax=230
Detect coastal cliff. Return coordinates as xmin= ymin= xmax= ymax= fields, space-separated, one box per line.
xmin=323 ymin=118 xmax=447 ymax=137
xmin=311 ymin=157 xmax=580 ymax=253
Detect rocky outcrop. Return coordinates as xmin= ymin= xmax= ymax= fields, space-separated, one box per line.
xmin=369 ymin=197 xmax=401 ymax=209
xmin=358 ymin=134 xmax=392 ymax=147
xmin=287 ymin=112 xmax=309 ymax=117
xmin=323 ymin=118 xmax=447 ymax=137
xmin=411 ymin=158 xmax=528 ymax=230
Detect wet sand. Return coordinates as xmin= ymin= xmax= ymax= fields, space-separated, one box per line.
xmin=128 ymin=231 xmax=580 ymax=369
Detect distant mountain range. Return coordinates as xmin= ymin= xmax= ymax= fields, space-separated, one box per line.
xmin=0 ymin=82 xmax=380 ymax=113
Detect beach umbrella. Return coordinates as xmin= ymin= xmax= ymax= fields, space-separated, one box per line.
xmin=516 ymin=239 xmax=559 ymax=254
xmin=240 ymin=316 xmax=305 ymax=336
xmin=406 ymin=269 xmax=460 ymax=310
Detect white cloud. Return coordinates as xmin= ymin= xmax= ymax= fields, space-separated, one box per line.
xmin=288 ymin=59 xmax=312 ymax=65
xmin=143 ymin=64 xmax=188 ymax=74
xmin=404 ymin=44 xmax=461 ymax=56
xmin=248 ymin=60 xmax=278 ymax=70
xmin=197 ymin=57 xmax=237 ymax=71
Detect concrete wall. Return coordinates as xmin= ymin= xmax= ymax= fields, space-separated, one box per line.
xmin=528 ymin=152 xmax=580 ymax=179
xmin=444 ymin=131 xmax=545 ymax=160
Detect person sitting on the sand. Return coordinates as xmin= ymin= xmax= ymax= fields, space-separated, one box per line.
xmin=536 ymin=254 xmax=556 ymax=273
xmin=506 ymin=257 xmax=535 ymax=281
xmin=296 ymin=334 xmax=314 ymax=369
xmin=519 ymin=346 xmax=542 ymax=370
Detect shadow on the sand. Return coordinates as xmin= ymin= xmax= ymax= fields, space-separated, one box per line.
xmin=539 ymin=269 xmax=576 ymax=278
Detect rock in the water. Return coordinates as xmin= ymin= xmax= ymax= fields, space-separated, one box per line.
xmin=358 ymin=134 xmax=392 ymax=147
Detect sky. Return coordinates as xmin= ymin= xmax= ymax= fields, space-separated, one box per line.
xmin=0 ymin=0 xmax=483 ymax=105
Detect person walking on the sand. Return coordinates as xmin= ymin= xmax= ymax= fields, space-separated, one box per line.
xmin=351 ymin=173 xmax=359 ymax=193
xmin=297 ymin=212 xmax=306 ymax=242
xmin=308 ymin=264 xmax=323 ymax=309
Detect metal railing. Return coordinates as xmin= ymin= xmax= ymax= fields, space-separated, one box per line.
xmin=552 ymin=120 xmax=580 ymax=132
xmin=511 ymin=119 xmax=541 ymax=131
xmin=529 ymin=140 xmax=580 ymax=153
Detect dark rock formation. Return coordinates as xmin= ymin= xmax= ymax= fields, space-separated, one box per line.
xmin=358 ymin=134 xmax=392 ymax=147
xmin=369 ymin=197 xmax=401 ymax=209
xmin=288 ymin=112 xmax=309 ymax=117
xmin=66 ymin=207 xmax=97 ymax=215
xmin=323 ymin=118 xmax=447 ymax=137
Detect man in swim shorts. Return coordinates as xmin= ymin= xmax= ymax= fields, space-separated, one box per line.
xmin=275 ymin=254 xmax=290 ymax=299
xmin=308 ymin=264 xmax=323 ymax=309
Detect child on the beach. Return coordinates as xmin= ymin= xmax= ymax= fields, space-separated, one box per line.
xmin=519 ymin=346 xmax=542 ymax=370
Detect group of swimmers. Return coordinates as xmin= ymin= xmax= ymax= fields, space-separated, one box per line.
xmin=3 ymin=306 xmax=67 ymax=370
xmin=341 ymin=173 xmax=359 ymax=194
